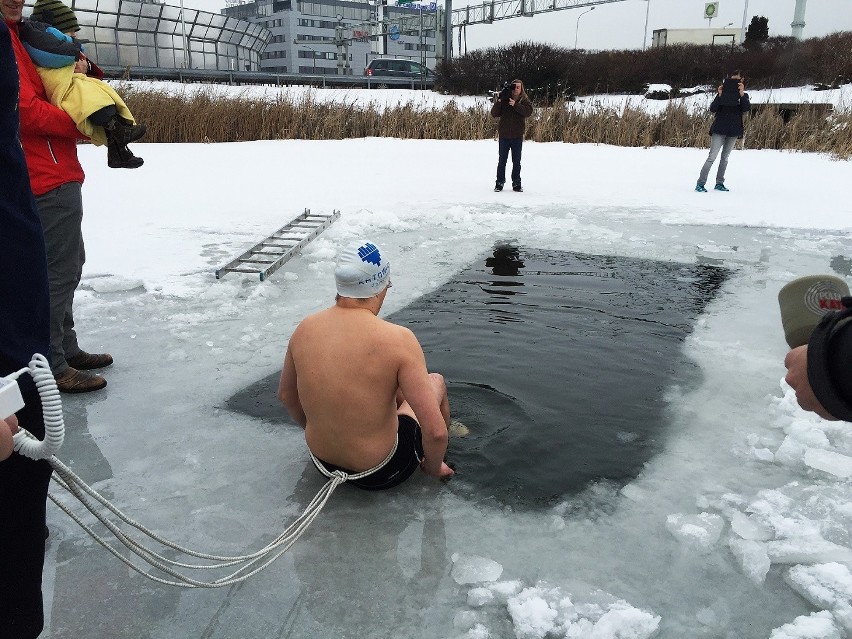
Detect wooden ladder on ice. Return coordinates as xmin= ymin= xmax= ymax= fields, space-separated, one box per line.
xmin=215 ymin=209 xmax=340 ymax=282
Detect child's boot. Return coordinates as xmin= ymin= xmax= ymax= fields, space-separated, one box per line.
xmin=104 ymin=116 xmax=147 ymax=145
xmin=107 ymin=142 xmax=144 ymax=169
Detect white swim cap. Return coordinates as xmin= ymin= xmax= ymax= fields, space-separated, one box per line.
xmin=335 ymin=241 xmax=391 ymax=298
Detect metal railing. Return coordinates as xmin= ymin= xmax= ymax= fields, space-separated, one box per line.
xmin=451 ymin=0 xmax=627 ymax=27
xmin=101 ymin=65 xmax=436 ymax=90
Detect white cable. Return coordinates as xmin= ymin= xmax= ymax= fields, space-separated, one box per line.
xmin=10 ymin=353 xmax=64 ymax=460
xmin=7 ymin=353 xmax=399 ymax=588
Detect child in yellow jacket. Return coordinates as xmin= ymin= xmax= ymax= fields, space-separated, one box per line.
xmin=21 ymin=0 xmax=146 ymax=168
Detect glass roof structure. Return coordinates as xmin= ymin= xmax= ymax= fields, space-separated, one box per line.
xmin=24 ymin=1 xmax=271 ymax=71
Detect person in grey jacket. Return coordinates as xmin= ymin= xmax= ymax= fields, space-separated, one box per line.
xmin=695 ymin=71 xmax=750 ymax=192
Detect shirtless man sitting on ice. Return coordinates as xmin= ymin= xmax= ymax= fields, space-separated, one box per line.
xmin=277 ymin=240 xmax=454 ymax=489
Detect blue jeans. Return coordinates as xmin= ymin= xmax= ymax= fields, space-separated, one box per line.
xmin=697 ymin=133 xmax=738 ymax=186
xmin=497 ymin=137 xmax=523 ymax=185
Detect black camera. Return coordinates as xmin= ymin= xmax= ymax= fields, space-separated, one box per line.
xmin=718 ymin=77 xmax=742 ymax=106
xmin=499 ymin=81 xmax=516 ymax=102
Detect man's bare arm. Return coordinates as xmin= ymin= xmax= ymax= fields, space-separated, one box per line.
xmin=277 ymin=346 xmax=307 ymax=428
xmin=396 ymin=329 xmax=451 ymax=477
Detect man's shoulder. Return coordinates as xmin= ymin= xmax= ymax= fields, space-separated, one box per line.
xmin=381 ymin=321 xmax=424 ymax=358
xmin=293 ymin=308 xmax=330 ymax=333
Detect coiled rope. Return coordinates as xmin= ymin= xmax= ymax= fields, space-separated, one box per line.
xmin=8 ymin=353 xmax=396 ymax=588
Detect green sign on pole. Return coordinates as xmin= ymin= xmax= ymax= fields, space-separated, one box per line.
xmin=704 ymin=2 xmax=719 ymax=19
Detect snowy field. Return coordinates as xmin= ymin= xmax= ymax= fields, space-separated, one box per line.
xmin=37 ymin=93 xmax=852 ymax=639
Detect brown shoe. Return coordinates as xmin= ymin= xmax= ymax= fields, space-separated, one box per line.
xmin=54 ymin=367 xmax=107 ymax=393
xmin=66 ymin=351 xmax=113 ymax=370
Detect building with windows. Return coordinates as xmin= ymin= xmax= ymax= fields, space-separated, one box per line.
xmin=222 ymin=0 xmax=438 ymax=75
xmin=23 ymin=0 xmax=270 ymax=71
xmin=651 ymin=27 xmax=741 ymax=48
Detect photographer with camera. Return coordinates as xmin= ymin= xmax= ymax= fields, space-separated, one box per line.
xmin=784 ymin=296 xmax=852 ymax=422
xmin=695 ymin=70 xmax=750 ymax=193
xmin=490 ymin=78 xmax=533 ymax=192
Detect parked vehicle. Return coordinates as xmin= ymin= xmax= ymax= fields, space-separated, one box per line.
xmin=364 ymin=58 xmax=433 ymax=79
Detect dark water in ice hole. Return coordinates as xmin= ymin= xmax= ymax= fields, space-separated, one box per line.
xmin=226 ymin=247 xmax=729 ymax=509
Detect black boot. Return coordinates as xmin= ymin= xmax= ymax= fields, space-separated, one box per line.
xmin=104 ymin=116 xmax=146 ymax=145
xmin=107 ymin=142 xmax=144 ymax=169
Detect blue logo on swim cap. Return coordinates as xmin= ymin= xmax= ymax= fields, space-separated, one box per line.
xmin=358 ymin=243 xmax=382 ymax=266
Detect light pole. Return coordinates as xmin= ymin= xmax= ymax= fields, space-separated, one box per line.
xmin=740 ymin=0 xmax=750 ymax=44
xmin=574 ymin=6 xmax=594 ymax=50
xmin=302 ymin=45 xmax=319 ymax=74
xmin=642 ymin=0 xmax=650 ymax=50
xmin=179 ymin=0 xmax=189 ymax=68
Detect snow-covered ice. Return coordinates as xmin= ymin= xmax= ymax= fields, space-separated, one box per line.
xmin=33 ymin=84 xmax=852 ymax=639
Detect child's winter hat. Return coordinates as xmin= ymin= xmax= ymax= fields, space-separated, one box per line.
xmin=30 ymin=0 xmax=80 ymax=34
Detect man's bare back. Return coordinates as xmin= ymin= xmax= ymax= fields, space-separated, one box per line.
xmin=277 ymin=241 xmax=453 ymax=485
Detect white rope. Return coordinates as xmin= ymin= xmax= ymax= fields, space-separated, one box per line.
xmin=9 ymin=352 xmax=399 ymax=588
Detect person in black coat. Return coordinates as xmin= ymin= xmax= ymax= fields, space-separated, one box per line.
xmin=0 ymin=18 xmax=54 ymax=639
xmin=695 ymin=71 xmax=751 ymax=192
xmin=784 ymin=297 xmax=852 ymax=422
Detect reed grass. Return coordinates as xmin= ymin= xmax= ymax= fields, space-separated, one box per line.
xmin=119 ymin=85 xmax=851 ymax=159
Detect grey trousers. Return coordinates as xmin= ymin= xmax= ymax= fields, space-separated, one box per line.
xmin=34 ymin=182 xmax=85 ymax=374
xmin=697 ymin=133 xmax=738 ymax=186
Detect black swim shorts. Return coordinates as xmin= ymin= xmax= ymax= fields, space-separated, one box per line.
xmin=312 ymin=415 xmax=424 ymax=491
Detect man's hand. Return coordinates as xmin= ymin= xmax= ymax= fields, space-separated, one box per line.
xmin=508 ymin=97 xmax=516 ymax=107
xmin=1 ymin=415 xmax=19 ymax=462
xmin=784 ymin=345 xmax=837 ymax=420
xmin=74 ymin=55 xmax=89 ymax=74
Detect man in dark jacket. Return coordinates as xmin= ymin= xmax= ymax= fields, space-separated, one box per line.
xmin=490 ymin=78 xmax=533 ymax=192
xmin=0 ymin=17 xmax=55 ymax=639
xmin=2 ymin=0 xmax=112 ymax=393
xmin=785 ymin=297 xmax=852 ymax=422
xmin=695 ymin=71 xmax=750 ymax=192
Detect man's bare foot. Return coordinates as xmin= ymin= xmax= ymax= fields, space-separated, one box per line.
xmin=448 ymin=420 xmax=470 ymax=437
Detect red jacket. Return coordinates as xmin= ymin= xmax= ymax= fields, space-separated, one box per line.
xmin=5 ymin=17 xmax=84 ymax=196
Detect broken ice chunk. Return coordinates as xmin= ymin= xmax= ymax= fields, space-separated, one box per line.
xmin=453 ymin=610 xmax=481 ymax=631
xmin=766 ymin=538 xmax=852 ymax=565
xmin=768 ymin=610 xmax=841 ymax=639
xmin=487 ymin=579 xmax=524 ymax=603
xmin=730 ymin=511 xmax=774 ymax=541
xmin=665 ymin=513 xmax=725 ymax=550
xmin=785 ymin=563 xmax=852 ymax=633
xmin=451 ymin=554 xmax=504 ymax=585
xmin=752 ymin=447 xmax=775 ymax=462
xmin=507 ymin=588 xmax=560 ymax=639
xmin=467 ymin=587 xmax=494 ymax=607
xmin=729 ymin=537 xmax=771 ymax=584
xmin=803 ymin=448 xmax=852 ymax=479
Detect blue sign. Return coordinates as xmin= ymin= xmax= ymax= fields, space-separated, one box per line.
xmin=389 ymin=24 xmax=400 ymax=40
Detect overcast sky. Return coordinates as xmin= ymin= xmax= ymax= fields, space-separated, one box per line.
xmin=186 ymin=0 xmax=852 ymax=52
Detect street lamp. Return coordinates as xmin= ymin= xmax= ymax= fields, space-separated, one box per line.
xmin=300 ymin=44 xmax=319 ymax=74
xmin=179 ymin=0 xmax=189 ymax=68
xmin=574 ymin=6 xmax=594 ymax=50
xmin=740 ymin=0 xmax=750 ymax=44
